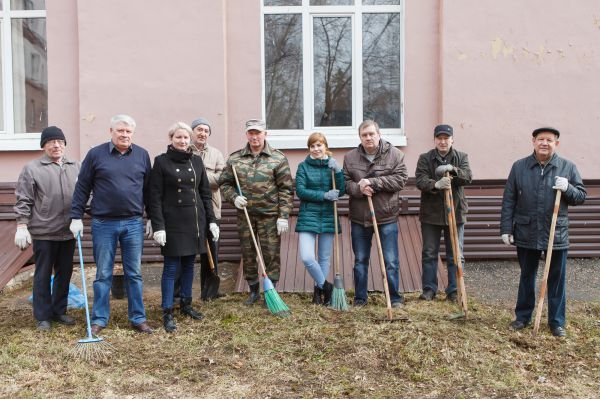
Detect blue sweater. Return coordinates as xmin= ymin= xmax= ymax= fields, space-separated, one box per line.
xmin=71 ymin=142 xmax=152 ymax=219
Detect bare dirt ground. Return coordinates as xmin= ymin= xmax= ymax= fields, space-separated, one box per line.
xmin=0 ymin=259 xmax=598 ymax=398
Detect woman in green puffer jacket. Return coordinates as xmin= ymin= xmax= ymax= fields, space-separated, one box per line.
xmin=295 ymin=133 xmax=345 ymax=305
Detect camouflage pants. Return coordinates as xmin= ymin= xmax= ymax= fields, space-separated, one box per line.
xmin=237 ymin=212 xmax=280 ymax=284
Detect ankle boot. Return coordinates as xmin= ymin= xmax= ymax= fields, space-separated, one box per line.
xmin=163 ymin=308 xmax=176 ymax=332
xmin=244 ymin=282 xmax=261 ymax=306
xmin=180 ymin=298 xmax=204 ymax=320
xmin=312 ymin=285 xmax=323 ymax=305
xmin=323 ymin=280 xmax=334 ymax=306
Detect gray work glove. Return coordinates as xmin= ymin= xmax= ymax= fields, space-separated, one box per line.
xmin=434 ymin=176 xmax=451 ymax=190
xmin=323 ymin=189 xmax=340 ymax=201
xmin=14 ymin=225 xmax=32 ymax=250
xmin=435 ymin=164 xmax=454 ymax=178
xmin=501 ymin=234 xmax=514 ymax=246
xmin=552 ymin=176 xmax=568 ymax=192
xmin=327 ymin=157 xmax=342 ymax=173
xmin=145 ymin=219 xmax=153 ymax=239
xmin=70 ymin=219 xmax=84 ymax=238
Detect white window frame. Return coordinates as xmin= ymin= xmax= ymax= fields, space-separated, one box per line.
xmin=261 ymin=1 xmax=405 ymax=149
xmin=0 ymin=1 xmax=46 ymax=151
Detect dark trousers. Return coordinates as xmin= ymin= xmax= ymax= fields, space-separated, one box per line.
xmin=32 ymin=239 xmax=76 ymax=321
xmin=515 ymin=247 xmax=568 ymax=328
xmin=421 ymin=222 xmax=464 ymax=295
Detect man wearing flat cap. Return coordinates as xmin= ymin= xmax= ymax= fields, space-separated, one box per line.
xmin=14 ymin=126 xmax=80 ymax=331
xmin=501 ymin=127 xmax=586 ymax=337
xmin=415 ymin=124 xmax=472 ymax=302
xmin=219 ymin=119 xmax=293 ymax=305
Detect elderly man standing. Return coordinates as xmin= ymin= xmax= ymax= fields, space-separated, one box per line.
xmin=343 ymin=120 xmax=408 ymax=307
xmin=14 ymin=126 xmax=80 ymax=331
xmin=415 ymin=124 xmax=472 ymax=302
xmin=219 ymin=119 xmax=293 ymax=305
xmin=501 ymin=127 xmax=586 ymax=337
xmin=70 ymin=115 xmax=154 ymax=334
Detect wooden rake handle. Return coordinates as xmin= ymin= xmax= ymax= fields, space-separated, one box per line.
xmin=533 ymin=189 xmax=562 ymax=336
xmin=232 ymin=165 xmax=268 ymax=278
xmin=332 ymin=170 xmax=341 ymax=275
xmin=367 ymin=196 xmax=393 ymax=321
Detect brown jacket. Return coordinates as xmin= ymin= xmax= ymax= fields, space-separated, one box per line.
xmin=193 ymin=144 xmax=225 ymax=219
xmin=14 ymin=154 xmax=80 ymax=240
xmin=343 ymin=140 xmax=408 ymax=227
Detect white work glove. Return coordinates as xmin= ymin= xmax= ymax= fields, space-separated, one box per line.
xmin=145 ymin=219 xmax=153 ymax=239
xmin=552 ymin=176 xmax=568 ymax=192
xmin=209 ymin=223 xmax=220 ymax=242
xmin=434 ymin=176 xmax=451 ymax=190
xmin=14 ymin=225 xmax=32 ymax=250
xmin=276 ymin=218 xmax=289 ymax=235
xmin=70 ymin=219 xmax=84 ymax=238
xmin=234 ymin=195 xmax=248 ymax=210
xmin=153 ymin=230 xmax=166 ymax=246
xmin=501 ymin=234 xmax=514 ymax=246
xmin=435 ymin=164 xmax=454 ymax=178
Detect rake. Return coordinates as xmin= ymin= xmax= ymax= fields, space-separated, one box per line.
xmin=232 ymin=165 xmax=291 ymax=318
xmin=329 ymin=169 xmax=348 ymax=311
xmin=69 ymin=233 xmax=113 ymax=361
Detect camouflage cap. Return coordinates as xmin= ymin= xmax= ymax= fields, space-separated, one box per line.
xmin=245 ymin=119 xmax=266 ymax=132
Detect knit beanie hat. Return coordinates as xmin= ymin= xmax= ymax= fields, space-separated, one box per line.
xmin=190 ymin=117 xmax=211 ymax=134
xmin=40 ymin=126 xmax=66 ymax=147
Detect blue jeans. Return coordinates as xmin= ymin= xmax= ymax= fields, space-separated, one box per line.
xmin=298 ymin=232 xmax=334 ymax=288
xmin=515 ymin=247 xmax=567 ymax=328
xmin=351 ymin=221 xmax=402 ymax=303
xmin=162 ymin=255 xmax=195 ymax=309
xmin=91 ymin=217 xmax=146 ymax=326
xmin=421 ymin=222 xmax=464 ymax=295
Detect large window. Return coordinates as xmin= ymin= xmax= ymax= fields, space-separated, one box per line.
xmin=262 ymin=0 xmax=404 ymax=148
xmin=0 ymin=0 xmax=47 ymax=150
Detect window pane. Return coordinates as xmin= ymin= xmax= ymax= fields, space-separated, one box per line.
xmin=264 ymin=0 xmax=301 ymax=6
xmin=310 ymin=0 xmax=354 ymax=5
xmin=362 ymin=0 xmax=400 ymax=5
xmin=12 ymin=18 xmax=47 ymax=133
xmin=363 ymin=13 xmax=400 ymax=128
xmin=264 ymin=14 xmax=304 ymax=130
xmin=313 ymin=17 xmax=352 ymax=127
xmin=11 ymin=0 xmax=45 ymax=10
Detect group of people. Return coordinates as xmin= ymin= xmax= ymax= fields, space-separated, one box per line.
xmin=14 ymin=115 xmax=585 ymax=338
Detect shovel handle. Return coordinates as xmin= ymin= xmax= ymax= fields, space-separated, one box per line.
xmin=205 ymin=240 xmax=215 ymax=272
xmin=367 ymin=196 xmax=393 ymax=320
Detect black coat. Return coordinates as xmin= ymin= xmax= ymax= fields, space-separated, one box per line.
xmin=500 ymin=153 xmax=586 ymax=250
xmin=150 ymin=146 xmax=216 ymax=257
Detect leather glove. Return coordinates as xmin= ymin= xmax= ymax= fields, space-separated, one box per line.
xmin=145 ymin=220 xmax=153 ymax=239
xmin=153 ymin=230 xmax=166 ymax=246
xmin=434 ymin=176 xmax=451 ymax=190
xmin=234 ymin=195 xmax=248 ymax=210
xmin=501 ymin=234 xmax=514 ymax=246
xmin=323 ymin=189 xmax=340 ymax=201
xmin=70 ymin=219 xmax=84 ymax=238
xmin=276 ymin=218 xmax=289 ymax=235
xmin=552 ymin=176 xmax=568 ymax=192
xmin=327 ymin=157 xmax=342 ymax=173
xmin=209 ymin=223 xmax=220 ymax=242
xmin=435 ymin=164 xmax=454 ymax=178
xmin=14 ymin=225 xmax=32 ymax=250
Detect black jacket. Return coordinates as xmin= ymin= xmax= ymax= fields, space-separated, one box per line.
xmin=150 ymin=146 xmax=216 ymax=257
xmin=415 ymin=148 xmax=472 ymax=225
xmin=500 ymin=153 xmax=586 ymax=250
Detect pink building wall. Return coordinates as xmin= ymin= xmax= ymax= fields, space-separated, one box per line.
xmin=0 ymin=0 xmax=598 ymax=182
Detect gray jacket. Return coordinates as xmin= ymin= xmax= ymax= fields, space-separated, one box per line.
xmin=343 ymin=140 xmax=408 ymax=227
xmin=500 ymin=153 xmax=586 ymax=250
xmin=193 ymin=144 xmax=225 ymax=219
xmin=14 ymin=154 xmax=80 ymax=241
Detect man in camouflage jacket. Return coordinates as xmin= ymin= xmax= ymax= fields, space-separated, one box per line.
xmin=219 ymin=119 xmax=293 ymax=305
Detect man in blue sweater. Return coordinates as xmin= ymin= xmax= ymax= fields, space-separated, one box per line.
xmin=70 ymin=115 xmax=154 ymax=334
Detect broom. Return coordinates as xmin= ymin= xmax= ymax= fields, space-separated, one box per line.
xmin=69 ymin=233 xmax=113 ymax=361
xmin=232 ymin=165 xmax=291 ymax=318
xmin=329 ymin=169 xmax=348 ymax=311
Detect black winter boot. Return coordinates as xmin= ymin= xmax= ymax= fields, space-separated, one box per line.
xmin=312 ymin=285 xmax=323 ymax=305
xmin=322 ymin=280 xmax=334 ymax=306
xmin=163 ymin=308 xmax=176 ymax=333
xmin=180 ymin=298 xmax=204 ymax=320
xmin=244 ymin=282 xmax=261 ymax=306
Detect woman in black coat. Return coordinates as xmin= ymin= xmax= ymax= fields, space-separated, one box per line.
xmin=150 ymin=122 xmax=218 ymax=332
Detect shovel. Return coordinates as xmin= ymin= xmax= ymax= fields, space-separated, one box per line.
xmin=201 ymin=239 xmax=220 ymax=301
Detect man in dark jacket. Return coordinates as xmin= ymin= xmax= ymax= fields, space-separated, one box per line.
xmin=343 ymin=120 xmax=408 ymax=307
xmin=415 ymin=124 xmax=472 ymax=302
xmin=500 ymin=127 xmax=586 ymax=337
xmin=14 ymin=126 xmax=80 ymax=331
